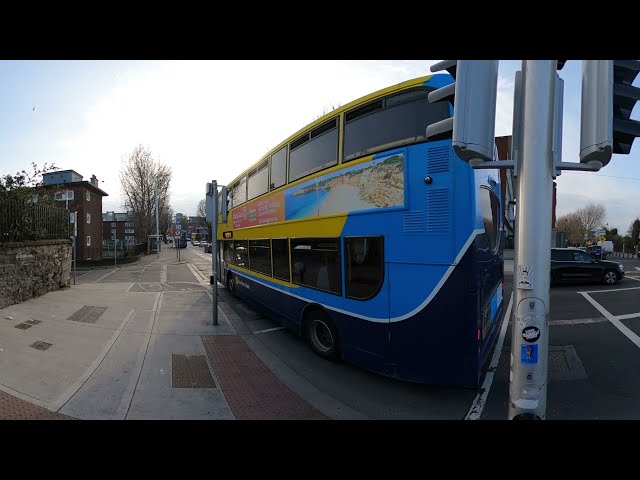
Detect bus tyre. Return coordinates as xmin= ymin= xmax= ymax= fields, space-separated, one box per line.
xmin=306 ymin=311 xmax=339 ymax=360
xmin=602 ymin=270 xmax=618 ymax=285
xmin=227 ymin=273 xmax=236 ymax=295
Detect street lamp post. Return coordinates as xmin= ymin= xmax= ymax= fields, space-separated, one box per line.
xmin=155 ymin=180 xmax=160 ymax=259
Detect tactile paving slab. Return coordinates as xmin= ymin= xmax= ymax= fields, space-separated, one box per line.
xmin=171 ymin=354 xmax=216 ymax=388
xmin=0 ymin=391 xmax=73 ymax=420
xmin=201 ymin=335 xmax=328 ymax=420
xmin=67 ymin=306 xmax=108 ymax=323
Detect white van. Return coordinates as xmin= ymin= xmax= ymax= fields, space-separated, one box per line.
xmin=598 ymin=240 xmax=614 ymax=253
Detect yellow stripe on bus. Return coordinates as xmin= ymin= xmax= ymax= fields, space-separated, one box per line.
xmin=222 ymin=214 xmax=348 ymax=240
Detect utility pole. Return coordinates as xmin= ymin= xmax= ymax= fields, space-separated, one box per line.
xmin=73 ymin=210 xmax=78 ymax=285
xmin=508 ymin=60 xmax=557 ymax=420
xmin=155 ymin=180 xmax=160 ymax=258
xmin=208 ymin=180 xmax=219 ymax=326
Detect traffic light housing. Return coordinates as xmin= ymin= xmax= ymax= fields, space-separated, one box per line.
xmin=426 ymin=60 xmax=499 ymax=163
xmin=580 ymin=60 xmax=640 ymax=167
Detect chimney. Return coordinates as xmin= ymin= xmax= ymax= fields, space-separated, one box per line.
xmin=90 ymin=175 xmax=98 ymax=187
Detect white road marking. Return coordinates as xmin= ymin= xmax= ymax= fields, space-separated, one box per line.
xmin=549 ymin=317 xmax=607 ymax=325
xmin=465 ymin=292 xmax=513 ymax=420
xmin=579 ymin=285 xmax=640 ymax=294
xmin=579 ymin=292 xmax=640 ymax=349
xmin=95 ymin=268 xmax=120 ymax=283
xmin=253 ymin=326 xmax=286 ymax=334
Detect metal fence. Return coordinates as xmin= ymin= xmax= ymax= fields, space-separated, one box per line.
xmin=0 ymin=198 xmax=69 ymax=244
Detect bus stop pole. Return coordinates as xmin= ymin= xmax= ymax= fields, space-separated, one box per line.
xmin=211 ymin=180 xmax=219 ymax=326
xmin=73 ymin=210 xmax=78 ymax=285
xmin=508 ymin=60 xmax=556 ymax=420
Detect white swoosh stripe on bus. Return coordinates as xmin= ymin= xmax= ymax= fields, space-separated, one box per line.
xmin=228 ymin=229 xmax=485 ymax=323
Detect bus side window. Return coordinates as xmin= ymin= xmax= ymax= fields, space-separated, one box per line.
xmin=345 ymin=237 xmax=384 ymax=300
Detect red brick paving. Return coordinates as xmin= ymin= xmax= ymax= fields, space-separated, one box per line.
xmin=202 ymin=335 xmax=329 ymax=420
xmin=0 ymin=390 xmax=73 ymax=420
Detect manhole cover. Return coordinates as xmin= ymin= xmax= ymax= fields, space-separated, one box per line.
xmin=171 ymin=354 xmax=216 ymax=388
xmin=30 ymin=341 xmax=53 ymax=351
xmin=15 ymin=323 xmax=32 ymax=330
xmin=67 ymin=306 xmax=108 ymax=323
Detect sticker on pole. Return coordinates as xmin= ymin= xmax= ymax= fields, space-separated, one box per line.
xmin=522 ymin=326 xmax=540 ymax=343
xmin=517 ymin=265 xmax=534 ymax=290
xmin=521 ymin=344 xmax=538 ymax=364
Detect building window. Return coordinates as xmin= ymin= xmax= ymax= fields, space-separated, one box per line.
xmin=86 ymin=213 xmax=91 ymax=224
xmin=125 ymin=222 xmax=133 ymax=227
xmin=54 ymin=190 xmax=74 ymax=201
xmin=125 ymin=229 xmax=135 ymax=234
xmin=86 ymin=191 xmax=90 ymax=202
xmin=86 ymin=236 xmax=91 ymax=247
xmin=111 ymin=222 xmax=116 ymax=227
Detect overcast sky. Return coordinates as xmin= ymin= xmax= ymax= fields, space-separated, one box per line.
xmin=1 ymin=60 xmax=638 ymax=232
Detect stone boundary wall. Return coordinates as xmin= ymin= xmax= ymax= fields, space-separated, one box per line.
xmin=0 ymin=240 xmax=71 ymax=309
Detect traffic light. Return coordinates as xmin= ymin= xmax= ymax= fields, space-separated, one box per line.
xmin=426 ymin=60 xmax=499 ymax=163
xmin=579 ymin=60 xmax=640 ymax=167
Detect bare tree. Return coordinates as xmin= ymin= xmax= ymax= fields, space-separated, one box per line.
xmin=313 ymin=103 xmax=342 ymax=120
xmin=577 ymin=202 xmax=606 ymax=241
xmin=557 ymin=212 xmax=584 ymax=245
xmin=160 ymin=205 xmax=174 ymax=239
xmin=196 ymin=198 xmax=212 ymax=236
xmin=119 ymin=145 xmax=172 ymax=242
xmin=629 ymin=217 xmax=640 ymax=246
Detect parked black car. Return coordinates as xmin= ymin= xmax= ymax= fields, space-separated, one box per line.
xmin=551 ymin=248 xmax=624 ymax=285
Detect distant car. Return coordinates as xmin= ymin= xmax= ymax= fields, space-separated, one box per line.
xmin=586 ymin=245 xmax=606 ymax=259
xmin=551 ymin=247 xmax=624 ymax=285
xmin=577 ymin=246 xmax=587 ymax=252
xmin=204 ymin=242 xmax=212 ymax=253
xmin=192 ymin=240 xmax=201 ymax=246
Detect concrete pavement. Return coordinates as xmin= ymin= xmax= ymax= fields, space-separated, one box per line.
xmin=0 ymin=246 xmax=329 ymax=419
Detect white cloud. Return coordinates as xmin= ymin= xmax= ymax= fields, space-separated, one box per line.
xmin=55 ymin=60 xmax=441 ymax=216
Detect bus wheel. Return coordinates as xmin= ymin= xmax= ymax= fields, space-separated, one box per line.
xmin=227 ymin=273 xmax=236 ymax=296
xmin=306 ymin=311 xmax=339 ymax=360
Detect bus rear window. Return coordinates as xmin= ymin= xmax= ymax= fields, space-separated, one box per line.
xmin=343 ymin=88 xmax=449 ymax=162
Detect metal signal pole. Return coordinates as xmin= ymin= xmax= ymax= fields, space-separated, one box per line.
xmin=508 ymin=60 xmax=556 ymax=420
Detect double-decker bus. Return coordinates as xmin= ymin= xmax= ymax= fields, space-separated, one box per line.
xmin=215 ymin=73 xmax=503 ymax=387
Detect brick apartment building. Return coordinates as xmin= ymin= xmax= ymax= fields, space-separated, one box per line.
xmin=41 ymin=170 xmax=108 ymax=261
xmin=102 ymin=211 xmax=138 ymax=246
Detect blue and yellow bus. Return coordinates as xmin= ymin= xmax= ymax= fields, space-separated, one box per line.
xmin=216 ymin=73 xmax=503 ymax=387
